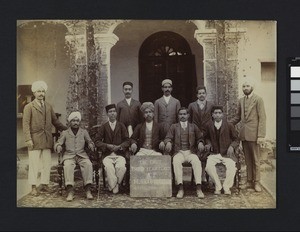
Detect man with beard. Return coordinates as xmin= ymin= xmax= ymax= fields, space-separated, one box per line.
xmin=130 ymin=102 xmax=165 ymax=156
xmin=154 ymin=79 xmax=181 ymax=144
xmin=230 ymin=77 xmax=266 ymax=192
xmin=204 ymin=106 xmax=239 ymax=195
xmin=95 ymin=104 xmax=130 ymax=194
xmin=54 ymin=112 xmax=95 ymax=201
xmin=117 ymin=82 xmax=143 ymax=137
xmin=23 ymin=80 xmax=67 ymax=196
xmin=164 ymin=107 xmax=205 ymax=199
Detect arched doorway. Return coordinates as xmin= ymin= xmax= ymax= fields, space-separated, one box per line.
xmin=139 ymin=31 xmax=197 ymax=107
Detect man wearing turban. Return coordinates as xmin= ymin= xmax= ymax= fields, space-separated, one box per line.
xmin=22 ymin=80 xmax=67 ymax=196
xmin=95 ymin=104 xmax=130 ymax=194
xmin=54 ymin=111 xmax=95 ymax=201
xmin=116 ymin=81 xmax=143 ymax=137
xmin=130 ymin=102 xmax=165 ymax=156
xmin=154 ymin=79 xmax=181 ymax=142
xmin=230 ymin=77 xmax=266 ymax=192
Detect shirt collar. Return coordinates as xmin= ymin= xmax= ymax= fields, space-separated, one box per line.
xmin=214 ymin=120 xmax=222 ymax=129
xmin=34 ymin=99 xmax=44 ymax=107
xmin=197 ymin=99 xmax=206 ymax=105
xmin=125 ymin=98 xmax=132 ymax=104
xmin=245 ymin=92 xmax=254 ymax=99
xmin=180 ymin=121 xmax=188 ymax=128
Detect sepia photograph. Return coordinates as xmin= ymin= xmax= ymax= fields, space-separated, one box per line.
xmin=16 ymin=19 xmax=276 ymax=209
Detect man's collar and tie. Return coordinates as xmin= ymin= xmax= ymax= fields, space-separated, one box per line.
xmin=125 ymin=98 xmax=132 ymax=106
xmin=109 ymin=121 xmax=116 ymax=131
xmin=197 ymin=99 xmax=206 ymax=110
xmin=146 ymin=121 xmax=153 ymax=130
xmin=214 ymin=120 xmax=222 ymax=130
xmin=180 ymin=121 xmax=188 ymax=130
xmin=245 ymin=92 xmax=253 ymax=99
xmin=35 ymin=99 xmax=44 ymax=108
xmin=163 ymin=95 xmax=171 ymax=104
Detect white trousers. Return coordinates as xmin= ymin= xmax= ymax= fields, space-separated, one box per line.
xmin=63 ymin=156 xmax=93 ymax=186
xmin=173 ymin=150 xmax=202 ymax=185
xmin=136 ymin=148 xmax=162 ymax=156
xmin=103 ymin=154 xmax=126 ymax=191
xmin=205 ymin=153 xmax=236 ymax=191
xmin=28 ymin=149 xmax=51 ymax=186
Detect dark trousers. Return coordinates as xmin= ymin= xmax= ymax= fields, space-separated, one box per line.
xmin=242 ymin=141 xmax=260 ymax=182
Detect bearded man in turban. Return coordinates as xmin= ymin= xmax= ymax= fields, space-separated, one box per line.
xmin=22 ymin=80 xmax=67 ymax=196
xmin=130 ymin=102 xmax=165 ymax=156
xmin=54 ymin=111 xmax=95 ymax=202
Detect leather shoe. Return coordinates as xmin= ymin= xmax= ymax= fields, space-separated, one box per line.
xmin=30 ymin=186 xmax=38 ymax=196
xmin=66 ymin=191 xmax=74 ymax=202
xmin=224 ymin=189 xmax=231 ymax=195
xmin=196 ymin=189 xmax=205 ymax=199
xmin=38 ymin=184 xmax=51 ymax=193
xmin=86 ymin=190 xmax=93 ymax=200
xmin=240 ymin=181 xmax=253 ymax=190
xmin=254 ymin=182 xmax=262 ymax=192
xmin=112 ymin=184 xmax=119 ymax=194
xmin=214 ymin=190 xmax=221 ymax=195
xmin=176 ymin=189 xmax=184 ymax=199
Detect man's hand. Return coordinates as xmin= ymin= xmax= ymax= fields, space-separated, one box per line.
xmin=106 ymin=144 xmax=114 ymax=151
xmin=227 ymin=146 xmax=234 ymax=156
xmin=113 ymin=145 xmax=121 ymax=152
xmin=56 ymin=145 xmax=63 ymax=154
xmin=131 ymin=143 xmax=138 ymax=154
xmin=26 ymin=140 xmax=34 ymax=150
xmin=198 ymin=142 xmax=205 ymax=152
xmin=88 ymin=143 xmax=95 ymax=152
xmin=204 ymin=144 xmax=211 ymax=152
xmin=165 ymin=142 xmax=172 ymax=153
xmin=159 ymin=142 xmax=165 ymax=151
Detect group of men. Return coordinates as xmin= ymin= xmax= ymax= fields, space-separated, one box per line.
xmin=22 ymin=77 xmax=266 ymax=201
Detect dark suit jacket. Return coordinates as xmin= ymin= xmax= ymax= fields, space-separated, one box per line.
xmin=230 ymin=93 xmax=266 ymax=141
xmin=164 ymin=122 xmax=203 ymax=155
xmin=188 ymin=100 xmax=214 ymax=131
xmin=130 ymin=121 xmax=163 ymax=152
xmin=116 ymin=98 xmax=143 ymax=130
xmin=204 ymin=120 xmax=240 ymax=162
xmin=95 ymin=121 xmax=130 ymax=157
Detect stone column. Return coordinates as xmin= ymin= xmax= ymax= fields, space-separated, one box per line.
xmin=94 ymin=33 xmax=119 ymax=124
xmin=65 ymin=31 xmax=89 ymax=127
xmin=194 ymin=21 xmax=245 ymax=119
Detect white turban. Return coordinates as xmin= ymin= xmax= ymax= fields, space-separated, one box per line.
xmin=241 ymin=77 xmax=255 ymax=88
xmin=68 ymin=111 xmax=82 ymax=122
xmin=161 ymin=79 xmax=172 ymax=87
xmin=140 ymin=102 xmax=154 ymax=112
xmin=31 ymin=81 xmax=48 ymax=92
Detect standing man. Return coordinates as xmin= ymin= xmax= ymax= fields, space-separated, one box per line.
xmin=130 ymin=102 xmax=165 ymax=156
xmin=95 ymin=104 xmax=130 ymax=194
xmin=188 ymin=85 xmax=214 ymax=182
xmin=204 ymin=106 xmax=240 ymax=195
xmin=54 ymin=112 xmax=95 ymax=202
xmin=164 ymin=107 xmax=205 ymax=199
xmin=154 ymin=79 xmax=181 ymax=141
xmin=230 ymin=77 xmax=266 ymax=192
xmin=23 ymin=80 xmax=67 ymax=196
xmin=117 ymin=81 xmax=143 ymax=137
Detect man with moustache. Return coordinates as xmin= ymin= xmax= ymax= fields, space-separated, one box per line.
xmin=130 ymin=102 xmax=165 ymax=156
xmin=188 ymin=86 xmax=214 ymax=182
xmin=164 ymin=107 xmax=205 ymax=199
xmin=54 ymin=112 xmax=95 ymax=201
xmin=230 ymin=77 xmax=266 ymax=192
xmin=23 ymin=80 xmax=67 ymax=196
xmin=204 ymin=106 xmax=239 ymax=195
xmin=117 ymin=82 xmax=143 ymax=137
xmin=154 ymin=79 xmax=181 ymax=143
xmin=95 ymin=104 xmax=130 ymax=194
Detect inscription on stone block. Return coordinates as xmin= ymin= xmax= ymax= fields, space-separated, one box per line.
xmin=130 ymin=156 xmax=172 ymax=197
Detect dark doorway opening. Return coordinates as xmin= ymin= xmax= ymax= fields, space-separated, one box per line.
xmin=139 ymin=31 xmax=197 ymax=107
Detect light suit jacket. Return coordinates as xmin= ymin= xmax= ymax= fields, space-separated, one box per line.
xmin=22 ymin=100 xmax=67 ymax=150
xmin=230 ymin=93 xmax=266 ymax=141
xmin=54 ymin=127 xmax=94 ymax=162
xmin=154 ymin=96 xmax=181 ymax=137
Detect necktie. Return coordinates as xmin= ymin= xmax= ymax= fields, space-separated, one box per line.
xmin=40 ymin=101 xmax=44 ymax=108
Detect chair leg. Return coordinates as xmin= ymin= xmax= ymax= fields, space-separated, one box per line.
xmin=57 ymin=164 xmax=63 ymax=195
xmin=102 ymin=166 xmax=106 ymax=189
xmin=94 ymin=165 xmax=99 ymax=192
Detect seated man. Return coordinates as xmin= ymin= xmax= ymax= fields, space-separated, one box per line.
xmin=130 ymin=102 xmax=165 ymax=156
xmin=164 ymin=107 xmax=205 ymax=199
xmin=95 ymin=104 xmax=130 ymax=194
xmin=204 ymin=105 xmax=240 ymax=195
xmin=54 ymin=111 xmax=95 ymax=202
